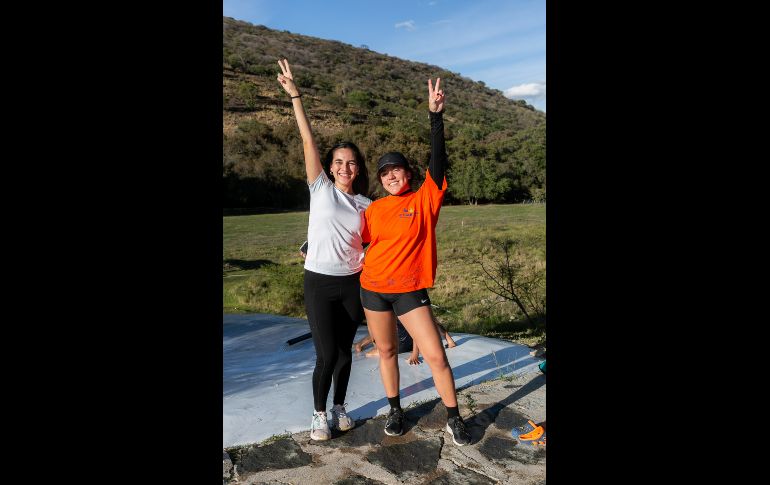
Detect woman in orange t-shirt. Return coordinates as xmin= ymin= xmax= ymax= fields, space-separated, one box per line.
xmin=359 ymin=78 xmax=471 ymax=446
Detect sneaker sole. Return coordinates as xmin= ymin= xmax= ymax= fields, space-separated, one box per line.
xmin=310 ymin=434 xmax=331 ymax=441
xmin=384 ymin=428 xmax=403 ymax=436
xmin=445 ymin=424 xmax=469 ymax=446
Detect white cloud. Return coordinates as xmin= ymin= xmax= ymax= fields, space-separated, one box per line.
xmin=395 ymin=20 xmax=416 ymax=31
xmin=504 ymin=81 xmax=547 ymax=110
xmin=504 ymin=82 xmax=546 ymax=98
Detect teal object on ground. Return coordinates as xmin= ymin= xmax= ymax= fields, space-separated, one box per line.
xmin=539 ymin=360 xmax=546 ymax=374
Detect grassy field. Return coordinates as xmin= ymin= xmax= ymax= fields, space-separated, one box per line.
xmin=223 ymin=203 xmax=545 ymax=346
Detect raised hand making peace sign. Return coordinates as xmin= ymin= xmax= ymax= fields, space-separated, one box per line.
xmin=428 ymin=77 xmax=445 ymax=113
xmin=276 ymin=58 xmax=300 ymax=98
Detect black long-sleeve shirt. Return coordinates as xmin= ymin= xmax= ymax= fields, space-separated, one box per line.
xmin=428 ymin=110 xmax=447 ymax=190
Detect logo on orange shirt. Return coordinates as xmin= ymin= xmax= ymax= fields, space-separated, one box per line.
xmin=398 ymin=207 xmax=417 ymax=218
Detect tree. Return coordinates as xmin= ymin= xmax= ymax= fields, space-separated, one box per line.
xmin=449 ymin=157 xmax=510 ymax=204
xmin=226 ymin=53 xmax=244 ymax=70
xmin=347 ymin=90 xmax=375 ymax=108
xmin=237 ymin=82 xmax=260 ymax=110
xmin=476 ymin=238 xmax=545 ymax=326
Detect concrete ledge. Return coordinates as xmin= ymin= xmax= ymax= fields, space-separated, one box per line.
xmin=224 ymin=367 xmax=545 ymax=484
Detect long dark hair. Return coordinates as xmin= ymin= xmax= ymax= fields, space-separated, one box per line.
xmin=323 ymin=142 xmax=370 ymax=196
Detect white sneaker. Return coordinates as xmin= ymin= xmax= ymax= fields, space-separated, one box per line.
xmin=330 ymin=404 xmax=355 ymax=431
xmin=310 ymin=411 xmax=330 ymax=441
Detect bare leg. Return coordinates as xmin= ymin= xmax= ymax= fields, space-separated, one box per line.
xmin=429 ymin=307 xmax=456 ymax=348
xmin=398 ymin=306 xmax=458 ymax=408
xmin=443 ymin=329 xmax=457 ymax=348
xmin=363 ymin=309 xmax=400 ymax=398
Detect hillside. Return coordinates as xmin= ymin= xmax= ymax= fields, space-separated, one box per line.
xmin=223 ymin=17 xmax=546 ymax=209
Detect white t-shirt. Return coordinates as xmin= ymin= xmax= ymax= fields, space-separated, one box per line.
xmin=304 ymin=172 xmax=371 ymax=276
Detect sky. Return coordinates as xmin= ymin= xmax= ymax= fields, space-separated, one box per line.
xmin=223 ymin=0 xmax=546 ymax=112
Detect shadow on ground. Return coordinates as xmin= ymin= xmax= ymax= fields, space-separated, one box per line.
xmin=223 ymin=370 xmax=546 ymax=484
xmin=466 ymin=372 xmax=546 ymax=442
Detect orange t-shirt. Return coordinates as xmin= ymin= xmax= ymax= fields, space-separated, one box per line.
xmin=360 ymin=169 xmax=447 ymax=293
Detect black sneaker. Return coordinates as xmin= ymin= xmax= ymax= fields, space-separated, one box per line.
xmin=384 ymin=407 xmax=404 ymax=436
xmin=446 ymin=416 xmax=471 ymax=446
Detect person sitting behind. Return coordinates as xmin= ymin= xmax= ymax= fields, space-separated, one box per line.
xmin=354 ymin=319 xmax=413 ymax=355
xmin=354 ymin=309 xmax=456 ymax=364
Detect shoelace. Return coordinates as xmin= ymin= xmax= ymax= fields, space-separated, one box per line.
xmin=335 ymin=404 xmax=349 ymax=418
xmin=312 ymin=413 xmax=326 ymax=429
xmin=451 ymin=418 xmax=467 ymax=435
xmin=386 ymin=408 xmax=403 ymax=426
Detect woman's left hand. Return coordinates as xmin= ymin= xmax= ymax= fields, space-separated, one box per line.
xmin=428 ymin=78 xmax=444 ymax=113
xmin=407 ymin=354 xmax=422 ymax=365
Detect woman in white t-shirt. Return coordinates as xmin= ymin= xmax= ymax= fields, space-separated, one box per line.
xmin=277 ymin=59 xmax=371 ymax=441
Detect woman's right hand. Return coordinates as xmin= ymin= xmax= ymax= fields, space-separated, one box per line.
xmin=277 ymin=59 xmax=300 ymax=97
xmin=276 ymin=58 xmax=322 ymax=182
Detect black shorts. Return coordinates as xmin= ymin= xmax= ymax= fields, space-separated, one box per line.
xmin=360 ymin=287 xmax=431 ymax=316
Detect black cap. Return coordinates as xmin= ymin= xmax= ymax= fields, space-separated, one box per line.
xmin=376 ymin=152 xmax=409 ymax=174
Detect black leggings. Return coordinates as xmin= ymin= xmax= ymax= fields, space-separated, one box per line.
xmin=304 ymin=269 xmax=364 ymax=412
